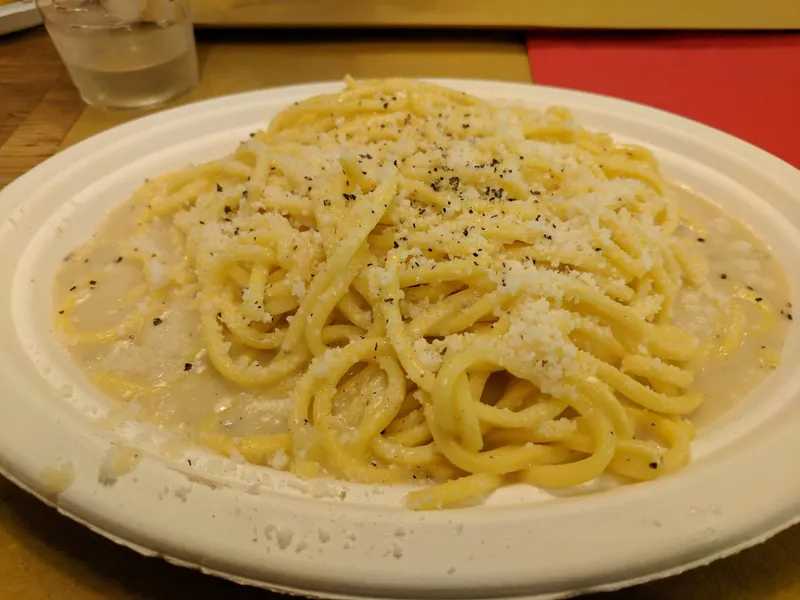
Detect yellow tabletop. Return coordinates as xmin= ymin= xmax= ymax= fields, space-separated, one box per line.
xmin=1 ymin=26 xmax=799 ymax=600
xmin=189 ymin=0 xmax=800 ymax=29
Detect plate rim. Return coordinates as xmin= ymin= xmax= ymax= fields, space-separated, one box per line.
xmin=0 ymin=1 xmax=41 ymax=36
xmin=1 ymin=78 xmax=799 ymax=600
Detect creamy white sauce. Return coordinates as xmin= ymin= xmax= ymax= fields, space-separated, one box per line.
xmin=670 ymin=186 xmax=791 ymax=426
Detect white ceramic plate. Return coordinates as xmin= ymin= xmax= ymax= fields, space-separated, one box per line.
xmin=1 ymin=80 xmax=799 ymax=600
xmin=0 ymin=1 xmax=41 ymax=36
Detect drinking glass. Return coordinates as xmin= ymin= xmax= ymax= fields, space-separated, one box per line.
xmin=36 ymin=0 xmax=199 ymax=109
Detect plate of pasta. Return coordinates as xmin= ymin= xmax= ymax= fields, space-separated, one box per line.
xmin=0 ymin=78 xmax=799 ymax=600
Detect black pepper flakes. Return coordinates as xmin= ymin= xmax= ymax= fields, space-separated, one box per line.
xmin=69 ymin=285 xmax=77 ymax=291
xmin=720 ymin=273 xmax=728 ymax=279
xmin=755 ymin=297 xmax=763 ymax=302
xmin=648 ymin=462 xmax=659 ymax=469
xmin=224 ymin=206 xmax=232 ymax=214
xmin=216 ymin=183 xmax=223 ymax=192
xmin=152 ymin=317 xmax=163 ymax=326
xmin=697 ymin=237 xmax=705 ymax=243
xmin=184 ymin=363 xmax=193 ymax=371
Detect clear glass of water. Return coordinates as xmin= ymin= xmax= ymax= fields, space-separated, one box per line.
xmin=36 ymin=0 xmax=199 ymax=109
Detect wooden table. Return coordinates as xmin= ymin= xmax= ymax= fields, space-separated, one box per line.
xmin=186 ymin=0 xmax=800 ymax=29
xmin=1 ymin=25 xmax=799 ymax=600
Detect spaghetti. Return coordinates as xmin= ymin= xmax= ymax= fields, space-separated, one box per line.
xmin=54 ymin=78 xmax=789 ymax=509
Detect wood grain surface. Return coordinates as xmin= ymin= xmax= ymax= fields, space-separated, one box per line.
xmin=0 ymin=29 xmax=83 ymax=188
xmin=1 ymin=24 xmax=798 ymax=600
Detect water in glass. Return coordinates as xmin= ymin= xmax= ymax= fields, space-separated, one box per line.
xmin=37 ymin=0 xmax=199 ymax=109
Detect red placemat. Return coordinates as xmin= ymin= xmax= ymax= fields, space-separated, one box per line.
xmin=526 ymin=33 xmax=800 ymax=168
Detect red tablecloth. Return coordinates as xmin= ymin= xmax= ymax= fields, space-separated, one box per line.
xmin=526 ymin=33 xmax=800 ymax=168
